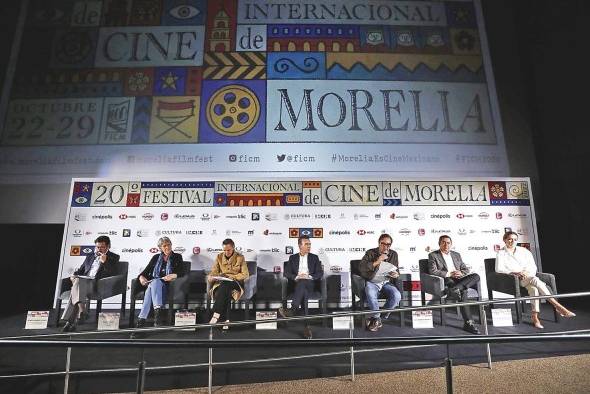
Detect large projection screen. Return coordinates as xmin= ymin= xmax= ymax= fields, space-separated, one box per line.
xmin=55 ymin=178 xmax=539 ymax=306
xmin=0 ymin=0 xmax=510 ymax=223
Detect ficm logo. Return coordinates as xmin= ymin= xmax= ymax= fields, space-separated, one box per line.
xmin=456 ymin=213 xmax=464 ymax=219
xmin=193 ymin=247 xmax=201 ymax=254
xmin=119 ymin=214 xmax=128 ymax=219
xmin=161 ymin=213 xmax=169 ymax=221
xmin=496 ymin=212 xmax=503 ymax=219
xmin=357 ymin=229 xmax=366 ymax=235
xmin=418 ymin=228 xmax=426 ymax=236
xmin=150 ymin=247 xmax=159 ymax=253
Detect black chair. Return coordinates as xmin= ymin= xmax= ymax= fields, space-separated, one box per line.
xmin=418 ymin=259 xmax=483 ymax=326
xmin=184 ymin=269 xmax=208 ymax=309
xmin=281 ymin=260 xmax=327 ymax=325
xmin=55 ymin=261 xmax=129 ymax=327
xmin=255 ymin=268 xmax=284 ymax=310
xmin=129 ymin=261 xmax=191 ymax=327
xmin=206 ymin=261 xmax=257 ymax=321
xmin=484 ymin=258 xmax=559 ymax=324
xmin=350 ymin=260 xmax=410 ymax=327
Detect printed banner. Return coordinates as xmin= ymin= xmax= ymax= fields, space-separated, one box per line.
xmin=57 ymin=177 xmax=539 ymax=307
xmin=1 ymin=0 xmax=509 ymax=178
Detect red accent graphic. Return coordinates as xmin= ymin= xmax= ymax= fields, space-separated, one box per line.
xmin=205 ymin=0 xmax=237 ymax=53
xmin=127 ymin=193 xmax=140 ymax=207
xmin=488 ymin=182 xmax=507 ymax=200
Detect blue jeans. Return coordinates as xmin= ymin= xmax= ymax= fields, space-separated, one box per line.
xmin=139 ymin=279 xmax=167 ymax=319
xmin=365 ymin=281 xmax=401 ymax=320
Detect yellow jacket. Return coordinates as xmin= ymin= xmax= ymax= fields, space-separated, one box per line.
xmin=209 ymin=252 xmax=249 ymax=300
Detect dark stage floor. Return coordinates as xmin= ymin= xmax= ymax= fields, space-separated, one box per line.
xmin=1 ymin=303 xmax=589 ymax=394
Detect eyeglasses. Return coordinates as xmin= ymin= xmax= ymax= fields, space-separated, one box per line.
xmin=380 ymin=242 xmax=392 ymax=247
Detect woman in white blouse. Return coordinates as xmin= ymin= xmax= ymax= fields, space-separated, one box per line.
xmin=496 ymin=231 xmax=575 ymax=328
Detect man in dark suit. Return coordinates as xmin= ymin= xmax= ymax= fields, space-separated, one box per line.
xmin=427 ymin=235 xmax=480 ymax=334
xmin=61 ymin=235 xmax=120 ymax=331
xmin=278 ymin=235 xmax=323 ymax=339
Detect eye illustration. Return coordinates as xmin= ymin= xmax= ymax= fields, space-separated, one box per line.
xmin=35 ymin=7 xmax=64 ymax=22
xmin=169 ymin=5 xmax=200 ymax=19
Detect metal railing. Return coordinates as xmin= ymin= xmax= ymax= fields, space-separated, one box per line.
xmin=1 ymin=292 xmax=589 ymax=394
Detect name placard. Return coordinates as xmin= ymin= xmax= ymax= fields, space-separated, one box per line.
xmin=25 ymin=311 xmax=49 ymax=330
xmin=175 ymin=311 xmax=197 ymax=326
xmin=97 ymin=312 xmax=120 ymax=330
xmin=491 ymin=308 xmax=513 ymax=327
xmin=256 ymin=311 xmax=277 ymax=329
xmin=411 ymin=310 xmax=433 ymax=329
xmin=332 ymin=312 xmax=353 ymax=330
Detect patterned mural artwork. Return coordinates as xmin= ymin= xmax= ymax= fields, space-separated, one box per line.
xmin=2 ymin=0 xmax=492 ymax=146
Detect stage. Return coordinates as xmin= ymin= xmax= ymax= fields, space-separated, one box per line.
xmin=1 ymin=302 xmax=589 ymax=394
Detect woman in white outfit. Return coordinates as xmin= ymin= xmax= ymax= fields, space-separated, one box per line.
xmin=496 ymin=231 xmax=575 ymax=328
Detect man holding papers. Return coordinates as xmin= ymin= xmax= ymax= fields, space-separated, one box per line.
xmin=208 ymin=238 xmax=249 ymax=328
xmin=359 ymin=234 xmax=402 ymax=332
xmin=61 ymin=236 xmax=120 ymax=332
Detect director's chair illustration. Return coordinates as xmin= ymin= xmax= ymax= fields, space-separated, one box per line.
xmin=155 ymin=99 xmax=195 ymax=139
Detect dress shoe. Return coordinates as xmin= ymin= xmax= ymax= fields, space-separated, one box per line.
xmin=136 ymin=318 xmax=146 ymax=328
xmin=62 ymin=319 xmax=77 ymax=332
xmin=222 ymin=320 xmax=230 ymax=332
xmin=463 ymin=320 xmax=480 ymax=335
xmin=278 ymin=307 xmax=295 ymax=318
xmin=303 ymin=325 xmax=313 ymax=339
xmin=153 ymin=309 xmax=161 ymax=327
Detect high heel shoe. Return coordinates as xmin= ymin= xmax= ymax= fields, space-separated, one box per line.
xmin=558 ymin=309 xmax=576 ymax=318
xmin=532 ymin=320 xmax=544 ymax=329
xmin=531 ymin=314 xmax=544 ymax=329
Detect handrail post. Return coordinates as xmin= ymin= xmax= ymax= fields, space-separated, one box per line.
xmin=63 ymin=337 xmax=71 ymax=394
xmin=208 ymin=326 xmax=213 ymax=394
xmin=444 ymin=344 xmax=453 ymax=394
xmin=136 ymin=360 xmax=146 ymax=394
xmin=480 ymin=304 xmax=492 ymax=369
xmin=349 ymin=312 xmax=355 ymax=381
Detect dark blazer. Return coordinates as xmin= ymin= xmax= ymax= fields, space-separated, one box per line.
xmin=74 ymin=251 xmax=120 ymax=281
xmin=284 ymin=253 xmax=323 ymax=281
xmin=427 ymin=250 xmax=469 ymax=278
xmin=139 ymin=252 xmax=185 ymax=281
xmin=359 ymin=247 xmax=399 ymax=282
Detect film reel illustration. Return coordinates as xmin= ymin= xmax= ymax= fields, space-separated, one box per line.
xmin=206 ymin=85 xmax=260 ymax=136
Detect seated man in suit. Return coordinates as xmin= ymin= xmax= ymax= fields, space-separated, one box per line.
xmin=359 ymin=233 xmax=402 ymax=332
xmin=278 ymin=235 xmax=323 ymax=339
xmin=61 ymin=235 xmax=120 ymax=331
xmin=427 ymin=235 xmax=480 ymax=334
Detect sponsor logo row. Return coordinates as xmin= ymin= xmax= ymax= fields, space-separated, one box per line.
xmin=74 ymin=211 xmax=530 ymax=222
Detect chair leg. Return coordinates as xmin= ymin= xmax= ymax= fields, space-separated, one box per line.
xmin=169 ymin=302 xmax=174 ymax=325
xmin=515 ymin=301 xmax=522 ymax=324
xmin=120 ymin=290 xmax=126 ymax=317
xmin=440 ymin=299 xmax=446 ymax=326
xmin=129 ymin=298 xmax=136 ymax=327
xmin=244 ymin=300 xmax=249 ymax=321
xmin=95 ymin=300 xmax=102 ymax=322
xmin=55 ymin=299 xmax=63 ymax=327
xmin=399 ymin=310 xmax=405 ymax=327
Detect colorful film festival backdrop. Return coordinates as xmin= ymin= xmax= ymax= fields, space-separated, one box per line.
xmin=56 ymin=179 xmax=537 ymax=306
xmin=1 ymin=0 xmax=508 ymax=178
